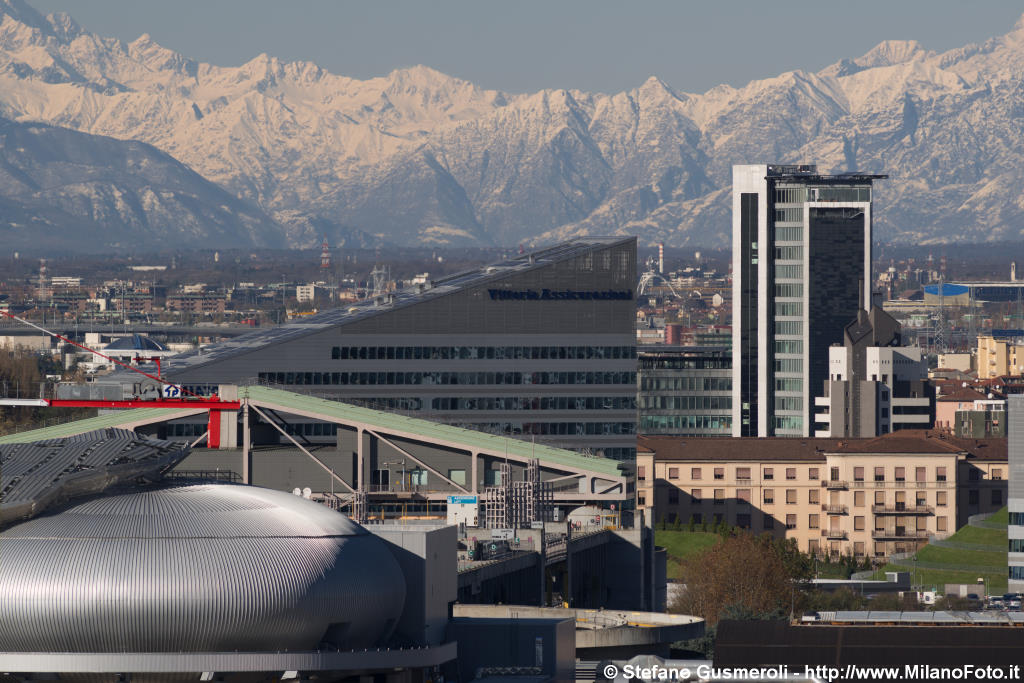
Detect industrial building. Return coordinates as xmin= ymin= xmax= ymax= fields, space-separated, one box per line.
xmin=80 ymin=237 xmax=638 ymax=461
xmin=636 ymin=430 xmax=1006 ymax=559
xmin=732 ymin=164 xmax=886 ymax=437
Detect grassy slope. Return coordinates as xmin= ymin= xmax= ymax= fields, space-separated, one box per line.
xmin=871 ymin=507 xmax=1008 ymax=594
xmin=655 ymin=530 xmax=721 ymax=579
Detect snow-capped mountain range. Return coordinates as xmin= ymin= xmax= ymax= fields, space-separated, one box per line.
xmin=2 ymin=0 xmax=1024 ymax=250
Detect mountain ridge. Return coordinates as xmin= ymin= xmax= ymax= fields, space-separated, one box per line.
xmin=2 ymin=0 xmax=1024 ymax=248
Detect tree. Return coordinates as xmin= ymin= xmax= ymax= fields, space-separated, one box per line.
xmin=671 ymin=533 xmax=795 ymax=627
xmin=687 ymin=515 xmax=696 ymax=532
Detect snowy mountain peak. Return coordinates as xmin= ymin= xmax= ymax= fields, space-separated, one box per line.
xmin=45 ymin=11 xmax=80 ymax=41
xmin=856 ymin=39 xmax=927 ymax=68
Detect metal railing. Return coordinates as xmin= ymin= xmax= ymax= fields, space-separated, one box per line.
xmin=821 ymin=504 xmax=848 ymax=515
xmin=822 ymin=480 xmax=848 ymax=490
xmin=872 ymin=504 xmax=934 ymax=515
xmin=871 ymin=530 xmax=929 ymax=540
xmin=820 ymin=529 xmax=848 ymax=540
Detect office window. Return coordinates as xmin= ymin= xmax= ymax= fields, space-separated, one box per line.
xmin=854 ymin=541 xmax=865 ymax=557
xmin=854 ymin=516 xmax=865 ymax=531
xmin=874 ymin=542 xmax=885 ymax=558
xmin=763 ymin=467 xmax=774 ymax=480
xmin=691 ymin=467 xmax=702 ymax=480
xmin=874 ymin=491 xmax=884 ymax=505
xmin=786 ymin=514 xmax=797 ymax=530
xmin=764 ymin=489 xmax=775 ymax=504
xmin=936 ymin=466 xmax=947 ymax=482
xmin=895 ymin=467 xmax=905 ymax=482
xmin=669 ymin=467 xmax=680 ymax=480
xmin=875 ymin=517 xmax=885 ymax=531
xmin=786 ymin=489 xmax=797 ymax=504
xmin=763 ymin=515 xmax=774 ymax=530
xmin=787 ymin=468 xmax=797 ymax=480
xmin=916 ymin=517 xmax=927 ymax=531
xmin=637 ymin=466 xmax=646 ymax=481
xmin=668 ymin=488 xmax=679 ymax=504
xmin=854 ymin=491 xmax=865 ymax=507
xmin=969 ymin=490 xmax=979 ymax=505
xmin=808 ymin=468 xmax=819 ymax=480
xmin=830 ymin=466 xmax=840 ymax=481
xmin=937 ymin=517 xmax=948 ymax=532
xmin=448 ymin=469 xmax=466 ymax=486
xmin=854 ymin=467 xmax=864 ymax=481
xmin=993 ymin=489 xmax=1003 ymax=505
xmin=737 ymin=467 xmax=751 ymax=480
xmin=915 ymin=467 xmax=926 ymax=482
xmin=737 ymin=514 xmax=751 ymax=529
xmin=874 ymin=467 xmax=885 ymax=482
xmin=714 ymin=489 xmax=725 ymax=505
xmin=937 ymin=491 xmax=947 ymax=506
xmin=738 ymin=489 xmax=751 ymax=504
xmin=809 ymin=489 xmax=820 ymax=504
xmin=714 ymin=467 xmax=724 ymax=480
xmin=993 ymin=468 xmax=1003 ymax=480
xmin=692 ymin=489 xmax=702 ymax=502
xmin=808 ymin=514 xmax=819 ymax=529
xmin=916 ymin=492 xmax=927 ymax=507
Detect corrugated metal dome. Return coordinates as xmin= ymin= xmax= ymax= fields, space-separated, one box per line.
xmin=0 ymin=485 xmax=405 ymax=653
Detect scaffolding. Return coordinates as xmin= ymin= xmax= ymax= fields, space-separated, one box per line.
xmin=482 ymin=460 xmax=552 ymax=529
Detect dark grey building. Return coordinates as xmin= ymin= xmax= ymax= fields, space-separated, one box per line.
xmin=637 ymin=345 xmax=731 ymax=436
xmin=108 ymin=238 xmax=638 ymax=460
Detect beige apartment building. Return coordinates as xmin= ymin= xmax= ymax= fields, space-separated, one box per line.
xmin=636 ymin=431 xmax=1006 ymax=561
xmin=977 ymin=335 xmax=1024 ymax=379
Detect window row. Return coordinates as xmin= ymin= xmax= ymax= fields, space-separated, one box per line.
xmin=669 ymin=467 xmax=820 ymax=482
xmin=330 ymin=344 xmax=636 ymax=361
xmin=775 ymin=283 xmax=804 ymax=298
xmin=431 ymin=395 xmax=636 ymax=411
xmin=774 ymin=208 xmax=803 ymax=223
xmin=774 ymin=264 xmax=803 ymax=279
xmin=848 ymin=465 xmax=949 ymax=482
xmin=774 ymin=246 xmax=803 ymax=260
xmin=639 ymin=415 xmax=731 ymax=431
xmin=258 ymin=371 xmax=637 ymax=386
xmin=468 ymin=421 xmax=636 ymax=436
xmin=639 ymin=396 xmax=731 ymax=411
xmin=774 ymin=340 xmax=803 ymax=354
xmin=773 ymin=358 xmax=802 ymax=372
xmin=640 ymin=377 xmax=731 ymax=392
xmin=775 ymin=226 xmax=803 ymax=242
xmin=638 ymin=357 xmax=730 ymax=370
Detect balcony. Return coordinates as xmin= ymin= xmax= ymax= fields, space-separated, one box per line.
xmin=872 ymin=505 xmax=934 ymax=515
xmin=822 ymin=480 xmax=848 ymax=490
xmin=871 ymin=530 xmax=930 ymax=541
xmin=821 ymin=529 xmax=848 ymax=540
xmin=822 ymin=504 xmax=848 ymax=515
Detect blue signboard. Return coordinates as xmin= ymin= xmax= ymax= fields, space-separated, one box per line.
xmin=447 ymin=495 xmax=478 ymax=505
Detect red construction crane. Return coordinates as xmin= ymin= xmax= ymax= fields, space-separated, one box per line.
xmin=0 ymin=310 xmax=240 ymax=446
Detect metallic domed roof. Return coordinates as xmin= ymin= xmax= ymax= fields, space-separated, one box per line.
xmin=0 ymin=485 xmax=405 ymax=653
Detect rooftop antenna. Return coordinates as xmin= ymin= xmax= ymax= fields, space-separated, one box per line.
xmin=370 ymin=264 xmax=389 ymax=298
xmin=934 ymin=275 xmax=947 ymax=355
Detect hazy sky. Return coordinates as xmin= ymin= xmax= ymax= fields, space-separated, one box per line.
xmin=29 ymin=0 xmax=1024 ymax=94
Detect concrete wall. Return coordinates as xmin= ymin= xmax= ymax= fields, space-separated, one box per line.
xmin=445 ymin=617 xmax=575 ymax=683
xmin=370 ymin=524 xmax=458 ymax=647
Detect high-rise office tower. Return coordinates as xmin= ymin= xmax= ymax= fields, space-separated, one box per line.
xmin=731 ymin=164 xmax=887 ymax=437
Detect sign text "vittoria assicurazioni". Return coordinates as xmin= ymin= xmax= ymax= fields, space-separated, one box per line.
xmin=487 ymin=289 xmax=633 ymax=301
